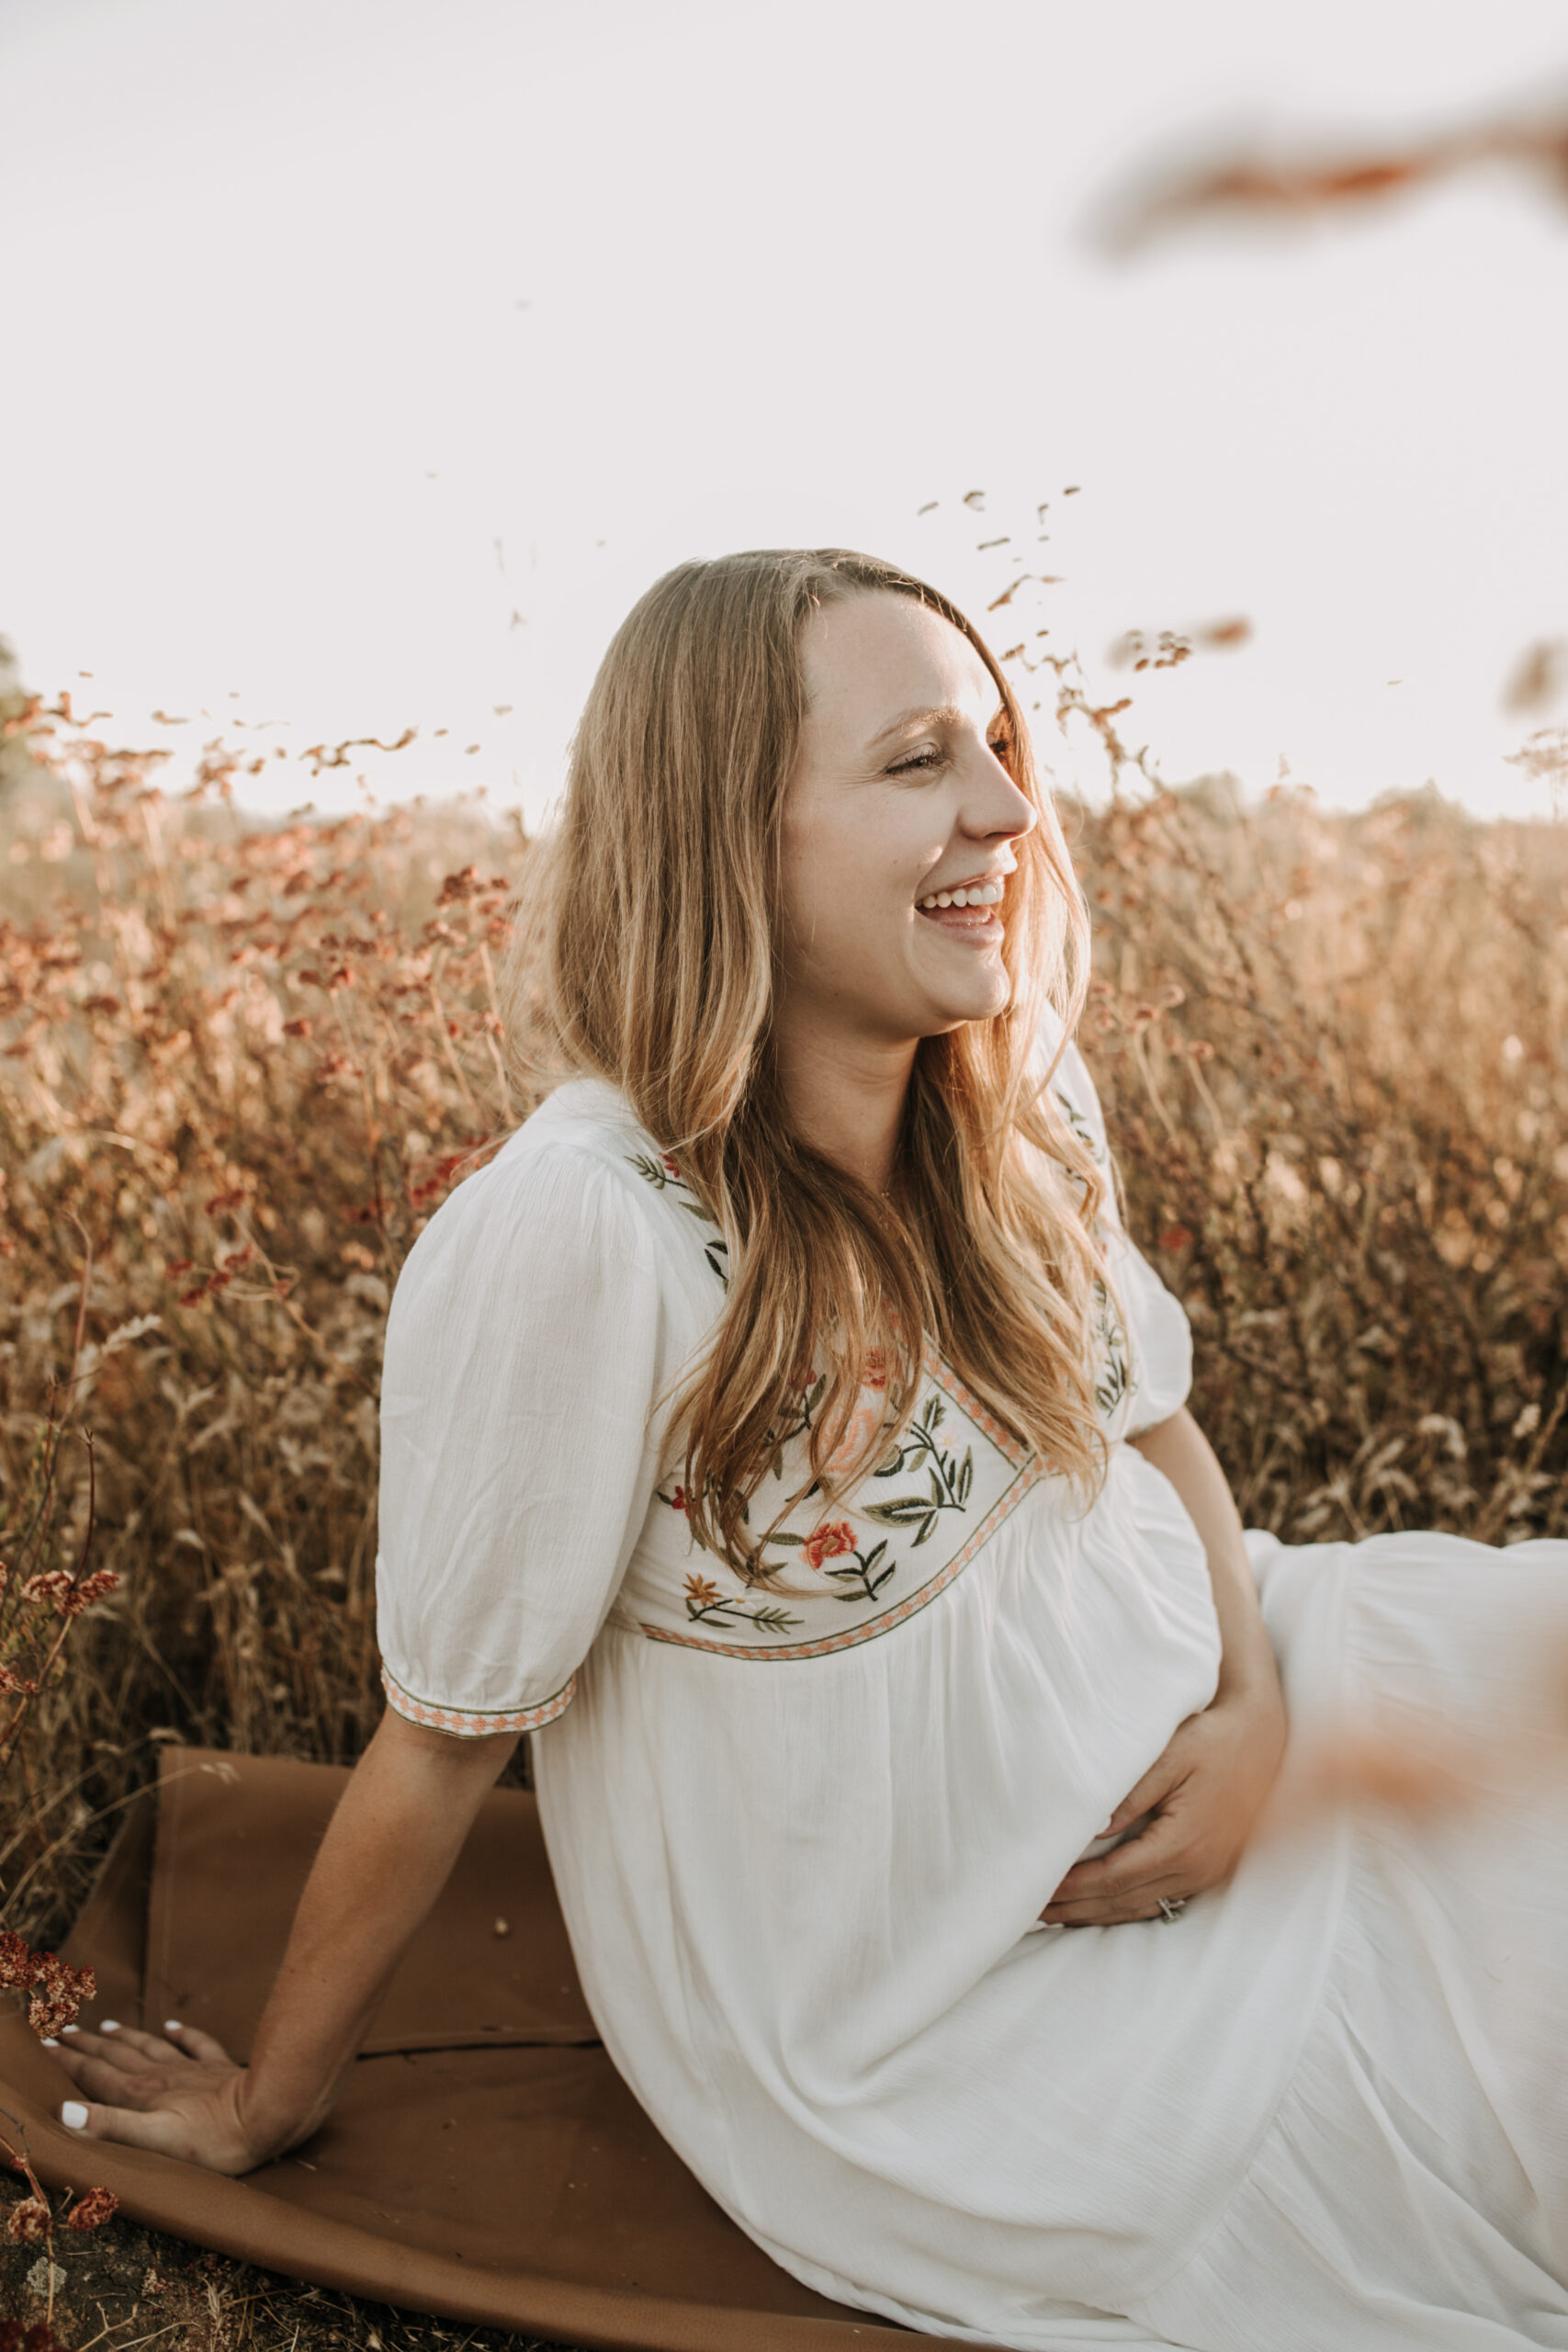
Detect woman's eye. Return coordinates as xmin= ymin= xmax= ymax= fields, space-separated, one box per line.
xmin=888 ymin=735 xmax=1010 ymax=777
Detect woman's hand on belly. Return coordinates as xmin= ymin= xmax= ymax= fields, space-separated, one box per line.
xmin=1039 ymin=1677 xmax=1287 ymax=1927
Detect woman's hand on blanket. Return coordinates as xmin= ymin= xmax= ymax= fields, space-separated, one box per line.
xmin=51 ymin=2018 xmax=277 ymax=2175
xmin=1039 ymin=1680 xmax=1288 ymax=1927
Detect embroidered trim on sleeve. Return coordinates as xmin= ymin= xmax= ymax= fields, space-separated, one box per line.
xmin=379 ymin=1662 xmax=577 ymax=1736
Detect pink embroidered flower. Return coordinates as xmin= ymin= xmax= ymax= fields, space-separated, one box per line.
xmin=823 ymin=1362 xmax=891 ymax=1482
xmin=801 ymin=1521 xmax=857 ymax=1573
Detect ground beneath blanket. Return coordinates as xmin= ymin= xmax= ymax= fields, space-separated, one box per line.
xmin=0 ymin=2219 xmax=585 ymax=2352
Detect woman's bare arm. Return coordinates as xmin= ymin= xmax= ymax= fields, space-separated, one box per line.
xmin=52 ymin=1705 xmax=520 ymax=2173
xmin=1042 ymin=1407 xmax=1287 ymax=1926
xmin=1127 ymin=1407 xmax=1282 ymax=1705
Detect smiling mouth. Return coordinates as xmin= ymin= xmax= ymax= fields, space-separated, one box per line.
xmin=915 ymin=870 xmax=1010 ymax=941
xmin=916 ymin=899 xmax=1003 ymax=942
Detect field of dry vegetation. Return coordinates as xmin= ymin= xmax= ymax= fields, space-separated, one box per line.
xmin=0 ymin=674 xmax=1564 ymax=2343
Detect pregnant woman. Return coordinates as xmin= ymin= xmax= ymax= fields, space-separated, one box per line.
xmin=49 ymin=550 xmax=1568 ymax=2349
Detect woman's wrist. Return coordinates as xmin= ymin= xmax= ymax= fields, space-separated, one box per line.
xmin=1212 ymin=1622 xmax=1285 ymax=1713
xmin=233 ymin=2063 xmax=336 ymax=2163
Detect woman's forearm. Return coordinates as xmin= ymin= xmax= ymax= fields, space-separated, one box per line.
xmin=239 ymin=1707 xmax=519 ymax=2156
xmin=1128 ymin=1408 xmax=1280 ymax=1702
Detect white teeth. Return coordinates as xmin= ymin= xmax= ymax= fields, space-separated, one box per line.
xmin=919 ymin=880 xmax=1006 ymax=912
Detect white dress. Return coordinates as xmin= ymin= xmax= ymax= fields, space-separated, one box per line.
xmin=375 ymin=1034 xmax=1568 ymax=2352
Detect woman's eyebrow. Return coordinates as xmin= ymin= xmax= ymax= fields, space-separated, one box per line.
xmin=865 ymin=702 xmax=1006 ymax=753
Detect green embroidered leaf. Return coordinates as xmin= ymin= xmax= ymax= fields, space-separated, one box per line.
xmin=912 ymin=1510 xmax=939 ymax=1549
xmin=762 ymin=1531 xmax=806 ymax=1547
xmin=861 ymin=1497 xmax=941 ymax=1527
xmin=957 ymin=1450 xmax=974 ymax=1503
xmin=863 ymin=1539 xmax=887 ymax=1571
xmin=747 ymin=1605 xmax=803 ymax=1633
xmin=929 ymin=1466 xmax=944 ymax=1505
xmin=874 ymin=1450 xmax=904 ymax=1479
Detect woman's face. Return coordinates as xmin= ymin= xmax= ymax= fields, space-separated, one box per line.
xmin=777 ymin=592 xmax=1038 ymax=1049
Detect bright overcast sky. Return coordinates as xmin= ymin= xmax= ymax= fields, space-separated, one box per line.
xmin=4 ymin=0 xmax=1566 ymax=823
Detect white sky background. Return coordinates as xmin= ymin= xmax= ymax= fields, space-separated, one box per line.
xmin=3 ymin=0 xmax=1566 ymax=826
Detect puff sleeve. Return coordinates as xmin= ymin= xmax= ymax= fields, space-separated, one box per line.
xmin=375 ymin=1139 xmax=666 ymax=1736
xmin=1037 ymin=1014 xmax=1194 ymax=1435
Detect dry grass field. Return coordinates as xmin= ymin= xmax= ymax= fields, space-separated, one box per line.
xmin=1 ymin=678 xmax=1565 ymax=2345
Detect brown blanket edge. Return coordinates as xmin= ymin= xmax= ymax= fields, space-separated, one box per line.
xmin=3 ymin=2024 xmax=939 ymax=2351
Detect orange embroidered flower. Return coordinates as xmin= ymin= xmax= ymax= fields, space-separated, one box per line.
xmin=801 ymin=1521 xmax=857 ymax=1572
xmin=683 ymin=1573 xmax=723 ymax=1610
xmin=863 ymin=1347 xmax=887 ymax=1390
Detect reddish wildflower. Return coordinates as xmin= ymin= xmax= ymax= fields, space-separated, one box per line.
xmin=0 ymin=1931 xmax=31 ymax=1990
xmin=3 ymin=2195 xmax=50 ymax=2244
xmin=64 ymin=2185 xmax=118 ymax=2231
xmin=26 ymin=1951 xmax=96 ymax=2038
xmin=18 ymin=1570 xmax=73 ymax=1611
xmin=1159 ymin=1226 xmax=1194 ymax=1251
xmin=802 ymin=1521 xmax=857 ymax=1572
xmin=65 ymin=1568 xmax=120 ymax=1616
xmin=0 ymin=2321 xmax=74 ymax=2352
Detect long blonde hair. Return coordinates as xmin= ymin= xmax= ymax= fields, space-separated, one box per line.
xmin=505 ymin=549 xmax=1111 ymax=1567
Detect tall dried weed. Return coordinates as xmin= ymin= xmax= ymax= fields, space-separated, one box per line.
xmin=0 ymin=682 xmax=1563 ymax=1943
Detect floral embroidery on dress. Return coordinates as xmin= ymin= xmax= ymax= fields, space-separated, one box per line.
xmin=617 ymin=1106 xmax=1130 ymax=1659
xmin=633 ymin=1343 xmax=1043 ymax=1661
xmin=1091 ymin=1280 xmax=1132 ymax=1419
xmin=626 ymin=1150 xmax=729 ymax=1286
xmin=1051 ymin=1089 xmax=1134 ymax=1428
xmin=681 ymin=1572 xmax=803 ymax=1636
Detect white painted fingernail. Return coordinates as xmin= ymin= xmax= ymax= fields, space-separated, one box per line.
xmin=61 ymin=2024 xmax=80 ymax=2035
xmin=164 ymin=2018 xmax=183 ymax=2032
xmin=62 ymin=2101 xmax=89 ymax=2130
xmin=41 ymin=2037 xmax=60 ymax=2048
xmin=99 ymin=2018 xmax=120 ymax=2032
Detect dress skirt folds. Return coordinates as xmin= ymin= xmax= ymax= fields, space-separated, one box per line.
xmin=360 ymin=1023 xmax=1568 ymax=2351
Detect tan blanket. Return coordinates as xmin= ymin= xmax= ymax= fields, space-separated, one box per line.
xmin=2 ymin=1747 xmax=981 ymax=2348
